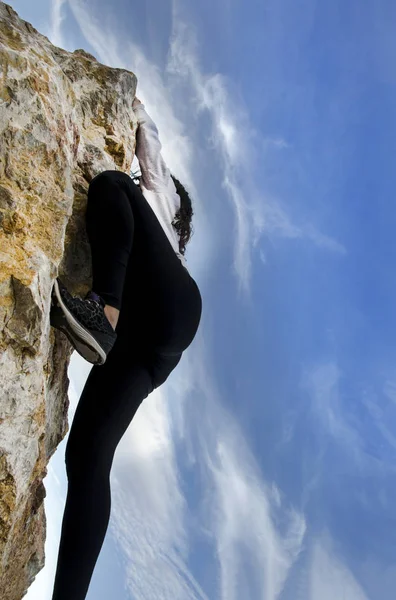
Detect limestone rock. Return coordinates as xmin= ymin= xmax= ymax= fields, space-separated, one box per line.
xmin=0 ymin=3 xmax=138 ymax=598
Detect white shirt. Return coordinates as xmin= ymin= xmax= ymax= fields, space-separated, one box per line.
xmin=132 ymin=99 xmax=189 ymax=273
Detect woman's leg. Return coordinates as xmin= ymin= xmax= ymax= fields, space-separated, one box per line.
xmin=50 ymin=345 xmax=177 ymax=600
xmin=51 ymin=171 xmax=202 ymax=599
xmin=85 ymin=172 xmax=135 ymax=312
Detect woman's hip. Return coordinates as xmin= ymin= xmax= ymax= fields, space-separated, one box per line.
xmin=117 ymin=269 xmax=202 ymax=357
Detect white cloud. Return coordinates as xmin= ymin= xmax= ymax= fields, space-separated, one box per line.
xmin=187 ymin=339 xmax=307 ymax=600
xmin=362 ymin=381 xmax=396 ymax=457
xmin=383 ymin=379 xmax=396 ymax=405
xmin=167 ymin=12 xmax=260 ymax=299
xmin=252 ymin=198 xmax=346 ymax=255
xmin=309 ymin=535 xmax=369 ymax=600
xmin=300 ymin=362 xmax=363 ymax=469
xmin=263 ymin=137 xmax=291 ymax=150
xmin=167 ymin=3 xmax=346 ymax=301
xmin=210 ymin=440 xmax=306 ymax=600
xmin=302 ymin=362 xmax=347 ymax=439
xmin=304 ymin=223 xmax=347 ymax=255
xmin=48 ymin=0 xmax=67 ymax=48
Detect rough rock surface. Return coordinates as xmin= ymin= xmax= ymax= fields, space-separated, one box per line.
xmin=0 ymin=3 xmax=138 ymax=598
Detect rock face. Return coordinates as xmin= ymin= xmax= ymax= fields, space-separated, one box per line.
xmin=0 ymin=4 xmax=138 ymax=598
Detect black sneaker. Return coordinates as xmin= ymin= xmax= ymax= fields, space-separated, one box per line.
xmin=50 ymin=277 xmax=117 ymax=365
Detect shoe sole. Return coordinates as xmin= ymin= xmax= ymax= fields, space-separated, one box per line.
xmin=50 ymin=279 xmax=107 ymax=365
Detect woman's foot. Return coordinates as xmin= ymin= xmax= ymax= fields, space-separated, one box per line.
xmin=50 ymin=278 xmax=117 ymax=365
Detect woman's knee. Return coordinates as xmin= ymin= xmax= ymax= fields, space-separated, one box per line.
xmin=65 ymin=438 xmax=112 ymax=480
xmin=64 ymin=422 xmax=112 ymax=476
xmin=89 ymin=170 xmax=141 ymax=207
xmin=90 ymin=170 xmax=132 ymax=187
xmin=89 ymin=170 xmax=115 ymax=189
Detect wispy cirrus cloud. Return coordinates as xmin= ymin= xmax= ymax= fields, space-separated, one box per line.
xmin=166 ymin=13 xmax=257 ymax=299
xmin=259 ymin=201 xmax=347 ymax=255
xmin=207 ymin=438 xmax=306 ymax=600
xmin=167 ymin=2 xmax=345 ymax=302
xmin=180 ymin=339 xmax=307 ymax=600
xmin=308 ymin=535 xmax=369 ymax=600
xmin=47 ymin=0 xmax=67 ymax=48
xmin=301 ymin=362 xmax=360 ymax=452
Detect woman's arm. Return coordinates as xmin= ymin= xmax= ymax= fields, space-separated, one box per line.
xmin=132 ymin=97 xmax=171 ymax=193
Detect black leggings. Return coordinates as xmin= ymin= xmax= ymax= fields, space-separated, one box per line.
xmin=51 ymin=171 xmax=202 ymax=600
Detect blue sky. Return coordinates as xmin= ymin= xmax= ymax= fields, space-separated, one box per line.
xmin=9 ymin=0 xmax=396 ymax=598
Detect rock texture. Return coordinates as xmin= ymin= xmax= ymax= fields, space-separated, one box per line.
xmin=0 ymin=4 xmax=138 ymax=598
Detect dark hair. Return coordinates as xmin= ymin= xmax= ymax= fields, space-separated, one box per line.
xmin=132 ymin=171 xmax=194 ymax=256
xmin=170 ymin=174 xmax=194 ymax=256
